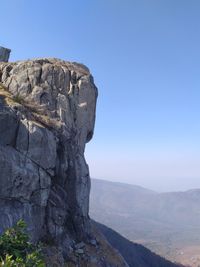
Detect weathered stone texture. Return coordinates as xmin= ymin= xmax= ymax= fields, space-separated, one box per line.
xmin=0 ymin=58 xmax=128 ymax=266
xmin=0 ymin=58 xmax=97 ymax=245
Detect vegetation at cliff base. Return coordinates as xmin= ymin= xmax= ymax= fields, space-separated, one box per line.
xmin=0 ymin=220 xmax=45 ymax=267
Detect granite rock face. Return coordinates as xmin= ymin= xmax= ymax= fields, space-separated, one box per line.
xmin=0 ymin=46 xmax=11 ymax=62
xmin=0 ymin=58 xmax=96 ymax=251
xmin=0 ymin=58 xmax=128 ymax=267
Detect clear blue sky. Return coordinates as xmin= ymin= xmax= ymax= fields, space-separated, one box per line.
xmin=1 ymin=0 xmax=200 ymax=191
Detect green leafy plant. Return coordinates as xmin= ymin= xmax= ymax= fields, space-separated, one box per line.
xmin=0 ymin=220 xmax=45 ymax=267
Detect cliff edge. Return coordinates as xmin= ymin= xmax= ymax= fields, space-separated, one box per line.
xmin=0 ymin=58 xmax=127 ymax=266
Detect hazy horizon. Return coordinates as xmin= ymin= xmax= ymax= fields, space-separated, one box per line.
xmin=90 ymin=177 xmax=200 ymax=193
xmin=1 ymin=0 xmax=200 ymax=192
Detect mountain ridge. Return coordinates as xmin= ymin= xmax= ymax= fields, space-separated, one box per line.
xmin=90 ymin=178 xmax=200 ymax=267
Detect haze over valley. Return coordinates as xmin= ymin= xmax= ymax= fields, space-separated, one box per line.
xmin=90 ymin=179 xmax=200 ymax=267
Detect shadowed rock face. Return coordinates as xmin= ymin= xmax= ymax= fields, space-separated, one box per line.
xmin=0 ymin=46 xmax=11 ymax=62
xmin=0 ymin=58 xmax=97 ymax=252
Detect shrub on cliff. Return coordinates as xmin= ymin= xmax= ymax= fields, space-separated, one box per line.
xmin=0 ymin=220 xmax=45 ymax=267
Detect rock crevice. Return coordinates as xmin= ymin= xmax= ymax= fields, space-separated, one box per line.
xmin=0 ymin=58 xmax=128 ymax=267
xmin=0 ymin=57 xmax=97 ymax=244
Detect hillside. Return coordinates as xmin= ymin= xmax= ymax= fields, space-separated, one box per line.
xmin=95 ymin=221 xmax=184 ymax=267
xmin=90 ymin=179 xmax=200 ymax=267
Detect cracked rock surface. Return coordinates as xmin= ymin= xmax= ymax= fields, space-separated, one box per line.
xmin=0 ymin=58 xmax=128 ymax=267
xmin=0 ymin=58 xmax=96 ymax=252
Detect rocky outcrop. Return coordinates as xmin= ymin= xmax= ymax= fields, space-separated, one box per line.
xmin=0 ymin=46 xmax=11 ymax=62
xmin=0 ymin=58 xmax=127 ymax=266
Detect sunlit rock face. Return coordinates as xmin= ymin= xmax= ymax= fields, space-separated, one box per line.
xmin=0 ymin=58 xmax=97 ymax=248
xmin=0 ymin=58 xmax=129 ymax=267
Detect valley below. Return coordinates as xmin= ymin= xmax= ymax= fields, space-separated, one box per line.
xmin=90 ymin=179 xmax=200 ymax=267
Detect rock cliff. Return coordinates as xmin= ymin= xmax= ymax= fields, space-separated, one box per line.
xmin=0 ymin=46 xmax=11 ymax=62
xmin=0 ymin=58 xmax=127 ymax=266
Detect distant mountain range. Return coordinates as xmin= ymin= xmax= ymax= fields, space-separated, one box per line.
xmin=90 ymin=179 xmax=200 ymax=267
